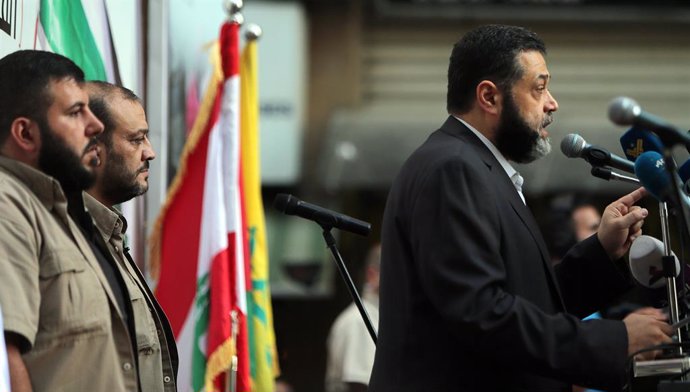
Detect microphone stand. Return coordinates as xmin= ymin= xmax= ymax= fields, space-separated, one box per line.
xmin=591 ymin=166 xmax=688 ymax=355
xmin=660 ymin=200 xmax=684 ymax=354
xmin=596 ymin=158 xmax=687 ymax=347
xmin=652 ymin=151 xmax=690 ymax=391
xmin=662 ymin=150 xmax=690 ymax=256
xmin=321 ymin=226 xmax=378 ymax=345
xmin=660 ymin=149 xmax=690 ymax=360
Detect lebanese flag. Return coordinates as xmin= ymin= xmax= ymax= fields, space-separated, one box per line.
xmin=151 ymin=21 xmax=251 ymax=392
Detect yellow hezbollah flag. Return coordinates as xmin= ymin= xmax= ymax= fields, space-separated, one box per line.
xmin=240 ymin=33 xmax=280 ymax=392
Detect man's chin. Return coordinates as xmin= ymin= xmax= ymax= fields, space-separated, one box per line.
xmin=533 ymin=137 xmax=552 ymax=159
xmin=518 ymin=138 xmax=551 ymax=163
xmin=138 ymin=183 xmax=149 ymax=196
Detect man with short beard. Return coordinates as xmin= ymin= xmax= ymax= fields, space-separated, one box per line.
xmin=370 ymin=25 xmax=672 ymax=392
xmin=83 ymin=81 xmax=177 ymax=392
xmin=0 ymin=50 xmax=141 ymax=392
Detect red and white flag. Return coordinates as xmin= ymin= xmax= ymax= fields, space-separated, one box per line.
xmin=151 ymin=20 xmax=251 ymax=392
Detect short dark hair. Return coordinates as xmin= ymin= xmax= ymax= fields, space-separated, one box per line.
xmin=0 ymin=50 xmax=85 ymax=145
xmin=87 ymin=81 xmax=141 ymax=148
xmin=447 ymin=25 xmax=546 ymax=113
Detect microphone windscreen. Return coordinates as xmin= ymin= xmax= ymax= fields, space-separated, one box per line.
xmin=560 ymin=134 xmax=586 ymax=158
xmin=629 ymin=235 xmax=679 ymax=288
xmin=609 ymin=96 xmax=640 ymax=126
xmin=619 ymin=127 xmax=665 ymax=162
xmin=273 ymin=193 xmax=294 ymax=214
xmin=634 ymin=151 xmax=671 ymax=202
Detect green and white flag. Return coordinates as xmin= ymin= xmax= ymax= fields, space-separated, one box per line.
xmin=37 ymin=0 xmax=150 ymax=270
xmin=37 ymin=0 xmax=119 ymax=83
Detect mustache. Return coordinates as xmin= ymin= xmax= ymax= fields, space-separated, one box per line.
xmin=542 ymin=113 xmax=554 ymax=128
xmin=138 ymin=161 xmax=150 ymax=173
xmin=83 ymin=138 xmax=99 ymax=155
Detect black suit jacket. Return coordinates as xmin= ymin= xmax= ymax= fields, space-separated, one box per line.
xmin=369 ymin=117 xmax=632 ymax=392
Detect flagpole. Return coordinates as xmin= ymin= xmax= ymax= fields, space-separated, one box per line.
xmin=227 ymin=310 xmax=239 ymax=392
xmin=223 ymin=3 xmax=244 ymax=391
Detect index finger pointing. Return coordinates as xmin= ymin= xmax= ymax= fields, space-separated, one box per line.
xmin=615 ymin=187 xmax=648 ymax=207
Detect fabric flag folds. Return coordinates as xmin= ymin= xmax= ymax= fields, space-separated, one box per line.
xmin=37 ymin=0 xmax=120 ymax=83
xmin=151 ymin=20 xmax=251 ymax=392
xmin=240 ymin=37 xmax=279 ymax=392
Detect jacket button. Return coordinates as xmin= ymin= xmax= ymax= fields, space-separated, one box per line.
xmin=164 ymin=376 xmax=171 ymax=383
xmin=123 ymin=362 xmax=133 ymax=371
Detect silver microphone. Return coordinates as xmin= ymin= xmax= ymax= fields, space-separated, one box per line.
xmin=628 ymin=235 xmax=680 ymax=289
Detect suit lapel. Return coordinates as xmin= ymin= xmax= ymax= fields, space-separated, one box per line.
xmin=441 ymin=117 xmax=566 ymax=309
xmin=500 ymin=175 xmax=566 ymax=309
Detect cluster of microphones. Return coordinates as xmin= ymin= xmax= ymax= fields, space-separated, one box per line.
xmin=561 ymin=96 xmax=690 ymax=291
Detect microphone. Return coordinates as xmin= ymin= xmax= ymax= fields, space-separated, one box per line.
xmin=619 ymin=126 xmax=665 ymax=162
xmin=609 ymin=97 xmax=690 ymax=150
xmin=560 ymin=133 xmax=635 ymax=174
xmin=634 ymin=151 xmax=690 ymax=208
xmin=590 ymin=166 xmax=639 ymax=185
xmin=273 ymin=193 xmax=371 ymax=236
xmin=629 ymin=235 xmax=680 ymax=289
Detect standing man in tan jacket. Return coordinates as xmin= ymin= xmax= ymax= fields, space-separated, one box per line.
xmin=83 ymin=80 xmax=178 ymax=392
xmin=0 ymin=50 xmax=144 ymax=392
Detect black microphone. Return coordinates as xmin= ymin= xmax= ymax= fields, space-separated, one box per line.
xmin=560 ymin=133 xmax=635 ymax=174
xmin=273 ymin=193 xmax=371 ymax=236
xmin=608 ymin=96 xmax=690 ymax=151
xmin=590 ymin=166 xmax=639 ymax=185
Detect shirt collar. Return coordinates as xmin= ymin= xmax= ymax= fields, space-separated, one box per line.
xmin=83 ymin=192 xmax=126 ymax=243
xmin=451 ymin=116 xmax=520 ymax=181
xmin=0 ymin=155 xmax=65 ymax=208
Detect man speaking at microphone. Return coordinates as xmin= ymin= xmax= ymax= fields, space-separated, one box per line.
xmin=369 ymin=25 xmax=672 ymax=392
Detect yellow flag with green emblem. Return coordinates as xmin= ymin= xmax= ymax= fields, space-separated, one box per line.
xmin=240 ymin=33 xmax=280 ymax=391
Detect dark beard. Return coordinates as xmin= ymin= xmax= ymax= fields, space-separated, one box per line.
xmin=100 ymin=149 xmax=148 ymax=204
xmin=37 ymin=120 xmax=96 ymax=193
xmin=494 ymin=92 xmax=549 ymax=164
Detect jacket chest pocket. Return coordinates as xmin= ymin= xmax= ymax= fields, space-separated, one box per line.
xmin=126 ymin=277 xmax=160 ymax=353
xmin=37 ymin=250 xmax=110 ymax=344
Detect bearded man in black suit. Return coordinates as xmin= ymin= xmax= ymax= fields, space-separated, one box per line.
xmin=369 ymin=24 xmax=672 ymax=392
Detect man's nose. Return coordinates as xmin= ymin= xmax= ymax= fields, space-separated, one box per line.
xmin=85 ymin=107 xmax=104 ymax=136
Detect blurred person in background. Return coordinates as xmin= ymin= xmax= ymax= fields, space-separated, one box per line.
xmin=274 ymin=377 xmax=294 ymax=392
xmin=545 ymin=197 xmax=602 ymax=264
xmin=325 ymin=244 xmax=380 ymax=392
xmin=572 ymin=203 xmax=602 ymax=242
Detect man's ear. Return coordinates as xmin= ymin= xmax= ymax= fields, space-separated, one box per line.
xmin=476 ymin=80 xmax=502 ymax=115
xmin=9 ymin=117 xmax=41 ymax=154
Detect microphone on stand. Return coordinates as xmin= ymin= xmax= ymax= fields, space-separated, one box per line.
xmin=634 ymin=151 xmax=686 ymax=345
xmin=273 ymin=193 xmax=371 ymax=236
xmin=273 ymin=193 xmax=377 ymax=344
xmin=609 ymin=97 xmax=690 ymax=151
xmin=590 ymin=166 xmax=639 ymax=185
xmin=634 ymin=151 xmax=690 ymax=207
xmin=619 ymin=126 xmax=665 ymax=162
xmin=629 ymin=235 xmax=680 ymax=289
xmin=560 ymin=133 xmax=635 ymax=174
